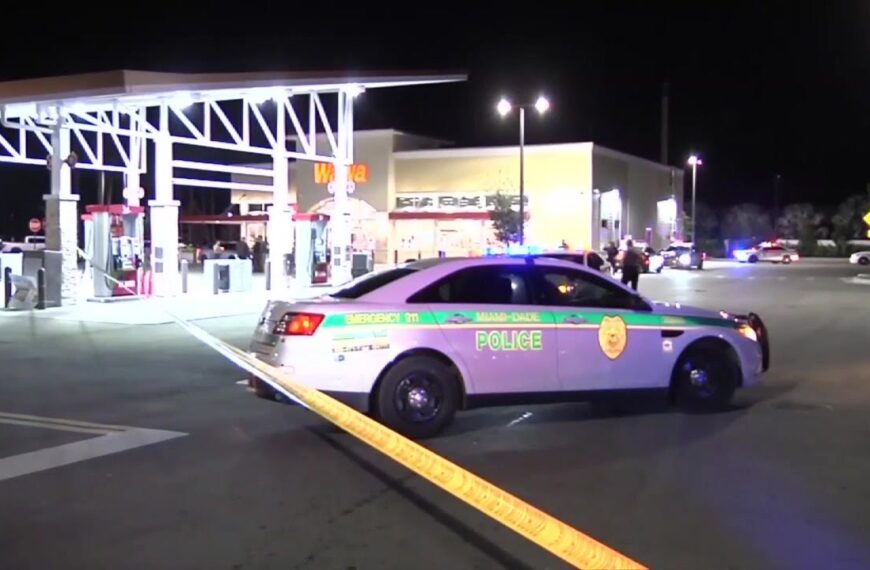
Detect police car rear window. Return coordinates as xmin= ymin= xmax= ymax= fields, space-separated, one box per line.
xmin=330 ymin=267 xmax=417 ymax=299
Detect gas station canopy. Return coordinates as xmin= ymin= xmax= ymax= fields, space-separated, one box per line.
xmin=0 ymin=69 xmax=465 ymax=115
xmin=0 ymin=69 xmax=466 ymax=300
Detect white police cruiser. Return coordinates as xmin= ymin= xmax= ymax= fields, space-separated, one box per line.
xmin=248 ymin=255 xmax=769 ymax=438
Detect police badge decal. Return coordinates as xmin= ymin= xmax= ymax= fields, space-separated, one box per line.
xmin=598 ymin=315 xmax=628 ymax=359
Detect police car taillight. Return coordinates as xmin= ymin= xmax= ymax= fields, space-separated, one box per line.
xmin=273 ymin=313 xmax=324 ymax=336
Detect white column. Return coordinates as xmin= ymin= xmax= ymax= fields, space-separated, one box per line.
xmin=125 ymin=117 xmax=142 ymax=208
xmin=330 ymin=163 xmax=352 ymax=284
xmin=330 ymin=90 xmax=354 ymax=285
xmin=125 ymin=125 xmax=145 ymax=260
xmin=268 ymin=100 xmax=293 ymax=290
xmin=148 ymin=103 xmax=180 ymax=296
xmin=43 ymin=122 xmax=80 ymax=302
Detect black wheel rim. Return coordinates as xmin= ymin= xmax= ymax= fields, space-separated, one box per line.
xmin=394 ymin=373 xmax=443 ymax=423
xmin=681 ymin=357 xmax=721 ymax=400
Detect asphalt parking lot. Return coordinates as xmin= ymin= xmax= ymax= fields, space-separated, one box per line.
xmin=1 ymin=259 xmax=868 ymax=570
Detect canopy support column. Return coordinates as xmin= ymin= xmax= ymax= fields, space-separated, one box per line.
xmin=43 ymin=122 xmax=79 ymax=302
xmin=148 ymin=103 xmax=180 ymax=296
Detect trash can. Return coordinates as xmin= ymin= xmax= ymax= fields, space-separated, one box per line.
xmin=216 ymin=264 xmax=230 ymax=292
xmin=351 ymin=252 xmax=373 ymax=279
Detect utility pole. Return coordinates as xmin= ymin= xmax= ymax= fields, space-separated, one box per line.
xmin=773 ymin=173 xmax=781 ymax=223
xmin=660 ymin=82 xmax=669 ymax=165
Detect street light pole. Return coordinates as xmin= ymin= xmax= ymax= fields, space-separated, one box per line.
xmin=691 ymin=163 xmax=697 ymax=242
xmin=519 ymin=106 xmax=525 ymax=245
xmin=687 ymin=154 xmax=702 ymax=242
xmin=497 ymin=95 xmax=549 ymax=246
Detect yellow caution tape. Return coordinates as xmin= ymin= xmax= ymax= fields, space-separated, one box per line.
xmin=80 ymin=252 xmax=646 ymax=569
xmin=196 ymin=330 xmax=645 ymax=569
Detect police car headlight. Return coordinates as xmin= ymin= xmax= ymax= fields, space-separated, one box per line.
xmin=738 ymin=324 xmax=758 ymax=342
xmin=679 ymin=253 xmax=691 ymax=265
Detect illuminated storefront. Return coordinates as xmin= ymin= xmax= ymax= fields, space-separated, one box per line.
xmin=229 ymin=129 xmax=684 ymax=261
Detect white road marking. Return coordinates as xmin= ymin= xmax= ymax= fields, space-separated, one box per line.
xmin=0 ymin=411 xmax=130 ymax=432
xmin=0 ymin=417 xmax=111 ymax=435
xmin=235 ymin=379 xmax=249 ymax=385
xmin=0 ymin=428 xmax=187 ymax=483
xmin=807 ymin=276 xmax=815 ymax=281
xmin=748 ymin=276 xmax=756 ymax=280
xmin=778 ymin=276 xmax=787 ymax=280
xmin=506 ymin=412 xmax=533 ymax=427
xmin=715 ymin=275 xmax=725 ymax=279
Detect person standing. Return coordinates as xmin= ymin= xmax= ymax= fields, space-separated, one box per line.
xmin=605 ymin=241 xmax=619 ymax=275
xmin=252 ymin=236 xmax=265 ymax=273
xmin=621 ymin=239 xmax=642 ymax=291
xmin=237 ymin=238 xmax=251 ymax=260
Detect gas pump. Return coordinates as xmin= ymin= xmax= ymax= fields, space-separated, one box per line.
xmin=84 ymin=205 xmax=145 ymax=298
xmin=293 ymin=213 xmax=330 ymax=286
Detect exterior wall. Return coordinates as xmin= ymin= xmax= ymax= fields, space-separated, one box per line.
xmin=393 ymin=144 xmax=595 ymax=250
xmin=294 ymin=130 xmax=396 ymax=213
xmin=224 ymin=132 xmax=682 ymax=262
xmin=230 ymin=167 xmax=297 ymax=214
xmin=591 ymin=146 xmax=683 ymax=250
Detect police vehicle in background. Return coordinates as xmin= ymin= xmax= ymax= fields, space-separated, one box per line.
xmin=735 ymin=242 xmax=799 ymax=264
xmin=247 ymin=253 xmax=769 ymax=438
xmin=660 ymin=243 xmax=705 ymax=270
xmin=849 ymin=250 xmax=870 ymax=266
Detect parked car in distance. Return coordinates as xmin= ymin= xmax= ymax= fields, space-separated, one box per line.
xmin=849 ymin=251 xmax=870 ymax=266
xmin=661 ymin=243 xmax=705 ymax=270
xmin=199 ymin=241 xmax=244 ymax=261
xmin=1 ymin=235 xmax=45 ymax=253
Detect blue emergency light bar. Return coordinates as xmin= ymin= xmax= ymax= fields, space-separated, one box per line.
xmin=484 ymin=244 xmax=544 ymax=257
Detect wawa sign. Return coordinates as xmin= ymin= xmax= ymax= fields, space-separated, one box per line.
xmin=313 ymin=163 xmax=370 ymax=185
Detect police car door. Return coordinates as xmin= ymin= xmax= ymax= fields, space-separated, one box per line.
xmin=408 ymin=264 xmax=559 ymax=395
xmin=532 ymin=265 xmax=666 ymax=391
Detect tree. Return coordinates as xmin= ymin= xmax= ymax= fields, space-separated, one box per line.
xmin=489 ymin=191 xmax=521 ymax=245
xmin=775 ymin=203 xmax=822 ymax=239
xmin=721 ymin=203 xmax=772 ymax=241
xmin=683 ymin=201 xmax=719 ymax=240
xmin=831 ymin=189 xmax=870 ymax=244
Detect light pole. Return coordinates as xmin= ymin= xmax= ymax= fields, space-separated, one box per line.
xmin=687 ymin=154 xmax=702 ymax=242
xmin=497 ymin=95 xmax=550 ymax=245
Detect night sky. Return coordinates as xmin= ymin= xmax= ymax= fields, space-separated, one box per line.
xmin=0 ymin=2 xmax=868 ymax=237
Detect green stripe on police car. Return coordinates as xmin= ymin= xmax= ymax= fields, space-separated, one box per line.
xmin=321 ymin=310 xmax=736 ymax=329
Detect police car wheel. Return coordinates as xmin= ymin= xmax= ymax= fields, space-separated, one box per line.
xmin=375 ymin=356 xmax=458 ymax=439
xmin=673 ymin=342 xmax=739 ymax=411
xmin=748 ymin=255 xmax=758 ymax=263
xmin=859 ymin=257 xmax=870 ymax=265
xmin=782 ymin=255 xmax=792 ymax=264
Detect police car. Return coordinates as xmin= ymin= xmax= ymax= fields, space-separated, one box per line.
xmin=248 ymin=256 xmax=769 ymax=438
xmin=734 ymin=243 xmax=799 ymax=264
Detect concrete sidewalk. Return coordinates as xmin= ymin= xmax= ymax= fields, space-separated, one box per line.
xmin=0 ymin=262 xmax=392 ymax=325
xmin=0 ymin=283 xmax=332 ymax=325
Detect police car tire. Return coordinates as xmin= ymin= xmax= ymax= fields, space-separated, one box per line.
xmin=748 ymin=255 xmax=758 ymax=263
xmin=859 ymin=257 xmax=870 ymax=265
xmin=782 ymin=255 xmax=792 ymax=264
xmin=673 ymin=341 xmax=739 ymax=411
xmin=374 ymin=356 xmax=459 ymax=439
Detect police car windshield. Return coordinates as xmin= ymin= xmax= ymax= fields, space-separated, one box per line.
xmin=330 ymin=267 xmax=417 ymax=299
